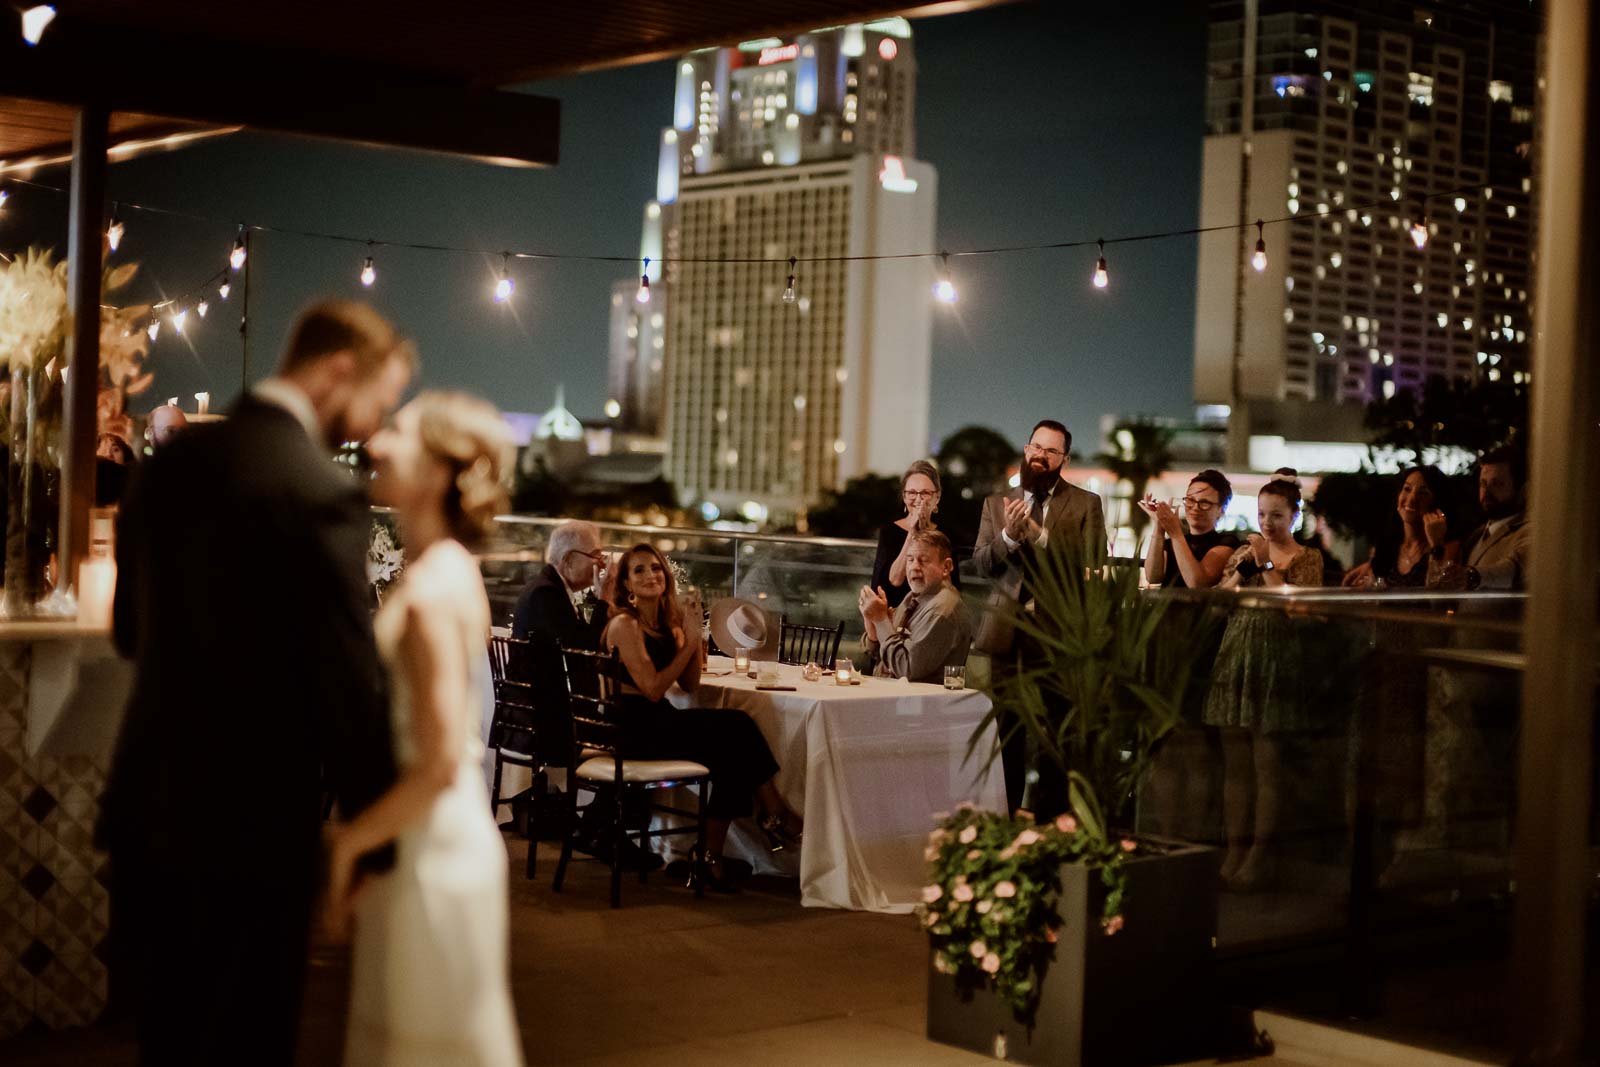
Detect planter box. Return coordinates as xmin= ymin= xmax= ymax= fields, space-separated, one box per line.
xmin=927 ymin=838 xmax=1218 ymax=1065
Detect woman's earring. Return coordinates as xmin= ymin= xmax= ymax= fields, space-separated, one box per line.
xmin=627 ymin=592 xmax=638 ymax=607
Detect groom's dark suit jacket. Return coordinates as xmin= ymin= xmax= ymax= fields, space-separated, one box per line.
xmin=511 ymin=563 xmax=608 ymax=696
xmin=101 ymin=393 xmax=393 ymax=1060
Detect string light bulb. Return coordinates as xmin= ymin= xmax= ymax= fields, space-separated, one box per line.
xmin=493 ymin=255 xmax=513 ymax=303
xmin=1251 ymin=220 xmax=1268 ymax=272
xmin=782 ymin=256 xmax=797 ymax=304
xmin=229 ymin=227 xmax=247 ymax=271
xmin=107 ymin=207 xmax=125 ymax=253
xmin=933 ymin=252 xmax=957 ymax=305
xmin=20 ymin=6 xmax=56 ymax=47
xmin=171 ymin=308 xmax=187 ymax=335
xmin=218 ymin=277 xmax=231 ymax=300
xmin=196 ymin=299 xmax=209 ymax=319
xmin=0 ymin=188 xmax=8 ymax=211
xmin=1092 ymin=239 xmax=1109 ymax=289
xmin=146 ymin=318 xmax=160 ymax=342
xmin=636 ymin=257 xmax=651 ymax=304
xmin=360 ymin=250 xmax=376 ymax=288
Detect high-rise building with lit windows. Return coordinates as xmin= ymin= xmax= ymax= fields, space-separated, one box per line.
xmin=606 ymin=19 xmax=937 ymax=516
xmin=1192 ymin=1 xmax=1539 ymax=466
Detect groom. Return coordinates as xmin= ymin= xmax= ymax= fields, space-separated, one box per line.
xmin=102 ymin=301 xmax=414 ymax=1064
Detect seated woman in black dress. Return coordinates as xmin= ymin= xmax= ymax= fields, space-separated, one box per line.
xmin=871 ymin=459 xmax=961 ymax=609
xmin=603 ymin=543 xmax=802 ymax=889
xmin=1138 ymin=468 xmax=1240 ymax=588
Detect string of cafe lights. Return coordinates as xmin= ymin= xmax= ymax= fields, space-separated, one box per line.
xmin=0 ymin=172 xmax=1488 ymax=336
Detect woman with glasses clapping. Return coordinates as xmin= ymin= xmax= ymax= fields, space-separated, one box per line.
xmin=871 ymin=459 xmax=962 ymax=610
xmin=1138 ymin=469 xmax=1240 ymax=588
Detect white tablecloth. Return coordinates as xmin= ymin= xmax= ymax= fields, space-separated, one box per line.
xmin=672 ymin=657 xmax=1005 ymax=913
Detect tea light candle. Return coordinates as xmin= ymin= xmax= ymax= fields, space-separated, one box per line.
xmin=194 ymin=391 xmax=210 ymax=416
xmin=77 ymin=556 xmax=116 ymax=629
xmin=834 ymin=664 xmax=853 ymax=684
xmin=732 ymin=648 xmax=751 ymax=674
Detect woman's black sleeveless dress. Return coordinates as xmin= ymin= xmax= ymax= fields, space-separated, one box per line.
xmin=618 ymin=629 xmax=780 ymax=820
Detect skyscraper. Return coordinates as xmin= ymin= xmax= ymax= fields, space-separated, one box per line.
xmin=608 ymin=19 xmax=938 ymax=517
xmin=1192 ymin=1 xmax=1538 ymax=465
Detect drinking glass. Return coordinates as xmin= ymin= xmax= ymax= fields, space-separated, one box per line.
xmin=944 ymin=665 xmax=966 ymax=691
xmin=733 ymin=647 xmax=751 ymax=674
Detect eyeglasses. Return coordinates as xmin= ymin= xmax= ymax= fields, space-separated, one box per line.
xmin=566 ymin=549 xmax=606 ymax=565
xmin=903 ymin=490 xmax=937 ymax=501
xmin=1182 ymin=497 xmax=1220 ymax=511
xmin=1023 ymin=443 xmax=1066 ymax=460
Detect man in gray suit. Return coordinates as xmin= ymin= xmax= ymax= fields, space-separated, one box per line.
xmin=971 ymin=419 xmax=1108 ymax=812
xmin=859 ymin=529 xmax=972 ymax=683
xmin=1427 ymin=445 xmax=1530 ymax=591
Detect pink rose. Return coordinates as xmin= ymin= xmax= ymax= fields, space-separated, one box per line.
xmin=1120 ymin=839 xmax=1137 ymax=853
xmin=924 ymin=911 xmax=940 ymax=927
xmin=998 ymin=846 xmax=1017 ymax=861
xmin=959 ymin=826 xmax=978 ymax=845
xmin=1104 ymin=915 xmax=1125 ymax=935
xmin=967 ymin=849 xmax=982 ymax=860
xmin=994 ymin=880 xmax=1017 ymax=899
xmin=1044 ymin=927 xmax=1058 ymax=943
xmin=969 ymin=940 xmax=988 ymax=958
xmin=981 ymin=952 xmax=1002 ymax=974
xmin=977 ymin=899 xmax=992 ymax=914
xmin=1015 ymin=829 xmax=1040 ymax=847
xmin=934 ymin=954 xmax=952 ymax=974
xmin=922 ymin=884 xmax=943 ymax=903
xmin=953 ymin=883 xmax=975 ymax=903
xmin=923 ymin=845 xmax=939 ymax=862
xmin=1055 ymin=814 xmax=1077 ymax=834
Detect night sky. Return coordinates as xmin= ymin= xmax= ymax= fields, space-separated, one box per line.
xmin=1 ymin=3 xmax=1206 ymax=456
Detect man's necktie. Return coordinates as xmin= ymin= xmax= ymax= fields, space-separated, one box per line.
xmin=898 ymin=593 xmax=920 ymax=630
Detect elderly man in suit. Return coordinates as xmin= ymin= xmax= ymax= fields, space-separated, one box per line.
xmin=104 ymin=301 xmax=412 ymax=1063
xmin=511 ymin=519 xmax=609 ymax=650
xmin=1427 ymin=445 xmax=1530 ymax=591
xmin=972 ymin=418 xmax=1108 ymax=813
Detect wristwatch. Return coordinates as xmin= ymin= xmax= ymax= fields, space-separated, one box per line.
xmin=1261 ymin=560 xmax=1276 ymax=572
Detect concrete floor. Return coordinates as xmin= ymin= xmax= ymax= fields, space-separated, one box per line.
xmin=6 ymin=836 xmax=1290 ymax=1066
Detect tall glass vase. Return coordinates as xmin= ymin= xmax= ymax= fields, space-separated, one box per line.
xmin=3 ymin=362 xmax=55 ymax=617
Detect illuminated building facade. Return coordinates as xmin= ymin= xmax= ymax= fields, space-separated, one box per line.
xmin=1192 ymin=1 xmax=1538 ymax=460
xmin=609 ymin=19 xmax=938 ymax=516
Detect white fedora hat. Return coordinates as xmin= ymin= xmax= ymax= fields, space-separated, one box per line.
xmin=708 ymin=597 xmax=779 ymax=660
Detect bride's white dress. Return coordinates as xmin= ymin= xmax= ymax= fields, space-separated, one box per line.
xmin=345 ymin=542 xmax=523 ymax=1066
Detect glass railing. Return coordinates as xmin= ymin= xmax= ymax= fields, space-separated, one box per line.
xmin=463 ymin=514 xmax=1592 ymax=1060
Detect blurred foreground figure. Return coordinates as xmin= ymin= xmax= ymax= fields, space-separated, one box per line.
xmin=328 ymin=391 xmax=523 ymax=1065
xmin=101 ymin=301 xmax=414 ymax=1064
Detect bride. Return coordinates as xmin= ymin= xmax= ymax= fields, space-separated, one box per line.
xmin=325 ymin=391 xmax=522 ymax=1066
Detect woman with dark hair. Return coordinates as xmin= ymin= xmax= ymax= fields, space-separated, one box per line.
xmin=603 ymin=543 xmax=801 ymax=890
xmin=871 ymin=459 xmax=961 ymax=609
xmin=1138 ymin=468 xmax=1240 ymax=588
xmin=1203 ymin=478 xmax=1324 ymax=890
xmin=1342 ymin=465 xmax=1461 ymax=589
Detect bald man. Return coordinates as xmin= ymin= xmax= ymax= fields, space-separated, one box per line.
xmin=147 ymin=405 xmax=188 ymax=450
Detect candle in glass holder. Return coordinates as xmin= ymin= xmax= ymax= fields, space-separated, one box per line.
xmin=834 ymin=658 xmax=854 ymax=684
xmin=732 ymin=647 xmax=751 ymax=674
xmin=194 ymin=391 xmax=210 ymax=416
xmin=77 ymin=556 xmax=115 ymax=628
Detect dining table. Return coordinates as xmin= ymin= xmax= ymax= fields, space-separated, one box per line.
xmin=666 ymin=655 xmax=1006 ymax=913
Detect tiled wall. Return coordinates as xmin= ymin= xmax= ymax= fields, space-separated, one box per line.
xmin=0 ymin=644 xmax=110 ymax=1037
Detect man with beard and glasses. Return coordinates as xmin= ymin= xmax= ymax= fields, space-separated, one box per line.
xmin=972 ymin=418 xmax=1107 ymax=814
xmin=1427 ymin=445 xmax=1530 ymax=591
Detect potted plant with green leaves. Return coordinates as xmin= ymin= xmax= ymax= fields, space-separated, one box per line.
xmin=925 ymin=548 xmax=1220 ymax=1065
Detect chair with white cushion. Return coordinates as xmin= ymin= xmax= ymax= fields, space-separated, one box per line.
xmin=552 ymin=647 xmax=711 ymax=907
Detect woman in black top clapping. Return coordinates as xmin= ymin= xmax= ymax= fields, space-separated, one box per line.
xmin=871 ymin=459 xmax=961 ymax=609
xmin=1138 ymin=469 xmax=1240 ymax=588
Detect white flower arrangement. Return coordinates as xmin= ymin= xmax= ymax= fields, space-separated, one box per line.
xmin=367 ymin=520 xmax=405 ymax=601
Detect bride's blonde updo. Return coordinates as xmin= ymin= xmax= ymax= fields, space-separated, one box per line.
xmin=412 ymin=391 xmax=513 ymax=548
